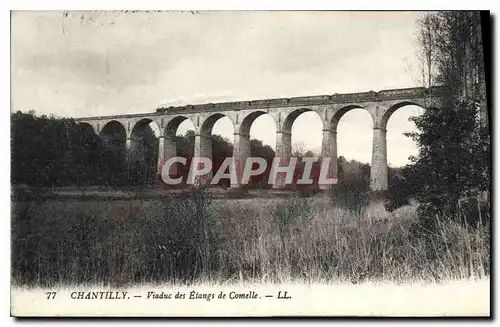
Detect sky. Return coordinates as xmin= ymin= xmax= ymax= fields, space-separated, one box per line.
xmin=11 ymin=10 xmax=426 ymax=166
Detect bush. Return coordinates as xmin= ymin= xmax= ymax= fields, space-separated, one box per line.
xmin=329 ymin=180 xmax=370 ymax=214
xmin=270 ymin=197 xmax=313 ymax=239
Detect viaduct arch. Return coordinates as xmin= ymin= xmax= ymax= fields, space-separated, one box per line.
xmin=75 ymin=86 xmax=445 ymax=191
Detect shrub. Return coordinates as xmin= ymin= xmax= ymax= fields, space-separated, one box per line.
xmin=269 ymin=197 xmax=313 ymax=240
xmin=329 ymin=180 xmax=370 ymax=214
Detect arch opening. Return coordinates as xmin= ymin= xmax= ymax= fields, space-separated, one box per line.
xmin=248 ymin=112 xmax=277 ymax=149
xmin=173 ymin=117 xmax=196 ymax=145
xmin=74 ymin=123 xmax=102 ymax=187
xmin=381 ymin=101 xmax=424 ymax=131
xmin=77 ymin=122 xmax=98 ymax=136
xmin=242 ymin=111 xmax=277 ymax=189
xmin=240 ymin=111 xmax=268 ymax=135
xmin=203 ymin=114 xmax=235 ymax=188
xmin=335 ymin=108 xmax=373 ymax=188
xmin=100 ymin=120 xmax=127 ymax=140
xmin=277 ymin=109 xmax=324 ymax=191
xmin=75 ymin=123 xmax=101 ymax=155
xmin=286 ymin=110 xmax=323 ymax=157
xmin=129 ymin=118 xmax=160 ymax=186
xmin=99 ymin=120 xmax=128 ymax=186
xmin=385 ymin=103 xmax=424 ymax=189
xmin=166 ymin=116 xmax=194 ymax=138
xmin=330 ymin=105 xmax=370 ymax=132
xmin=162 ymin=116 xmax=196 ymax=186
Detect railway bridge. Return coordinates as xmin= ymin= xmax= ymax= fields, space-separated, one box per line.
xmin=75 ymin=86 xmax=445 ymax=190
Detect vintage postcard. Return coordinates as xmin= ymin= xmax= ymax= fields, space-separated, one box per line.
xmin=10 ymin=10 xmax=491 ymax=317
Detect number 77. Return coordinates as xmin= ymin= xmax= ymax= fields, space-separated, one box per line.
xmin=45 ymin=292 xmax=56 ymax=299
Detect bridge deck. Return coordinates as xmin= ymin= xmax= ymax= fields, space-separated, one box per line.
xmin=74 ymin=85 xmax=445 ymax=121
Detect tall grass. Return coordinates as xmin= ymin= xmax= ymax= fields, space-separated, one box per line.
xmin=11 ymin=189 xmax=489 ymax=287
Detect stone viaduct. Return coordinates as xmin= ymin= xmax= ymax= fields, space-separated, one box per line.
xmin=75 ymin=86 xmax=445 ymax=191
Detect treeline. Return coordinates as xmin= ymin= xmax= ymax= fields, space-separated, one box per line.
xmin=11 ymin=110 xmax=382 ymax=190
xmin=10 ymin=111 xmax=275 ymax=188
xmin=11 ymin=110 xmax=161 ymax=187
xmin=9 ymin=111 xmax=292 ymax=188
xmin=11 ymin=110 xmax=112 ymax=187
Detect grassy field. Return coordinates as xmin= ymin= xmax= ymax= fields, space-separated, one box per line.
xmin=11 ymin=188 xmax=490 ymax=287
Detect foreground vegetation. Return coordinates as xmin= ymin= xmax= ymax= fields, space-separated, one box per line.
xmin=11 ymin=188 xmax=490 ymax=287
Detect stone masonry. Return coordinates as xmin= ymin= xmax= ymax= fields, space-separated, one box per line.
xmin=75 ymin=86 xmax=445 ymax=191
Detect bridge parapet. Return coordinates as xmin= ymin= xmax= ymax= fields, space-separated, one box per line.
xmin=74 ymin=86 xmax=446 ymax=133
xmin=330 ymin=91 xmax=377 ymax=103
xmin=153 ymin=86 xmax=446 ymax=114
xmin=74 ymin=112 xmax=161 ymax=122
xmin=377 ymin=85 xmax=446 ymax=100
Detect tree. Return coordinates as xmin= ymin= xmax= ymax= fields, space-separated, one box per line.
xmin=249 ymin=139 xmax=275 ymax=188
xmin=292 ymin=141 xmax=306 ymax=157
xmin=11 ymin=111 xmax=109 ymax=187
xmin=127 ymin=125 xmax=159 ymax=187
xmin=303 ymin=150 xmax=316 ymax=157
xmin=392 ymin=11 xmax=490 ymax=222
